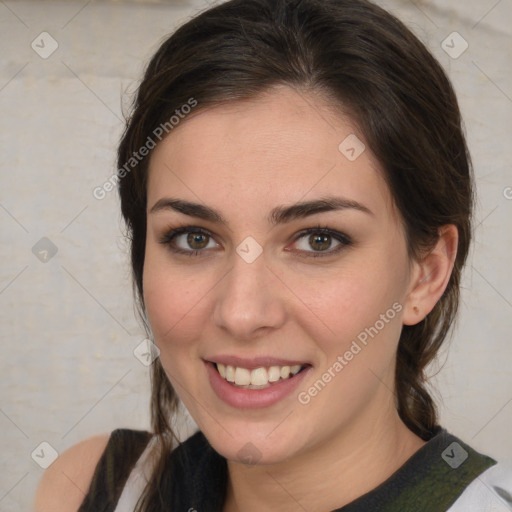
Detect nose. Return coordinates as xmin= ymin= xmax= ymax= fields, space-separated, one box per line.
xmin=212 ymin=247 xmax=287 ymax=341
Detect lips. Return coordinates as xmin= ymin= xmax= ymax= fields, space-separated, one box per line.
xmin=204 ymin=356 xmax=312 ymax=409
xmin=207 ymin=355 xmax=310 ymax=370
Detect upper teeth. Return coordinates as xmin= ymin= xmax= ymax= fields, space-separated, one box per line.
xmin=216 ymin=363 xmax=303 ymax=387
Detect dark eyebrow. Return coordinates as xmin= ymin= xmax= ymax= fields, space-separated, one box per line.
xmin=149 ymin=196 xmax=373 ymax=225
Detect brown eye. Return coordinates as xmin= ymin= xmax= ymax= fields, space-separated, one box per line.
xmin=159 ymin=226 xmax=219 ymax=256
xmin=291 ymin=227 xmax=352 ymax=258
xmin=308 ymin=233 xmax=333 ymax=251
xmin=185 ymin=232 xmax=210 ymax=250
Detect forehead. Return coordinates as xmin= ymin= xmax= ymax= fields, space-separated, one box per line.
xmin=146 ymin=86 xmax=394 ymax=221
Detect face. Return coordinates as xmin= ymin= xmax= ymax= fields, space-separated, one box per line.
xmin=143 ymin=86 xmax=416 ymax=465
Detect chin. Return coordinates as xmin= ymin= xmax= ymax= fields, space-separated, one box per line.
xmin=197 ymin=416 xmax=312 ymax=466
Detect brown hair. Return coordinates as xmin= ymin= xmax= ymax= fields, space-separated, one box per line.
xmin=117 ymin=0 xmax=474 ymax=508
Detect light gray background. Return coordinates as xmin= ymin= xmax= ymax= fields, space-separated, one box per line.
xmin=1 ymin=0 xmax=511 ymax=510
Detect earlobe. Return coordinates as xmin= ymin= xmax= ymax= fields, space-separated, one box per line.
xmin=402 ymin=224 xmax=459 ymax=326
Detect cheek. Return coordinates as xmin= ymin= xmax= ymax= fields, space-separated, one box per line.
xmin=291 ymin=263 xmax=407 ymax=417
xmin=291 ymin=260 xmax=403 ymax=349
xmin=142 ymin=249 xmax=212 ymax=350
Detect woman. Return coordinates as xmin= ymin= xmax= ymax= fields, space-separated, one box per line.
xmin=35 ymin=0 xmax=512 ymax=511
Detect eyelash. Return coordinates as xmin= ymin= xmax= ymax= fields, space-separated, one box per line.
xmin=158 ymin=224 xmax=353 ymax=259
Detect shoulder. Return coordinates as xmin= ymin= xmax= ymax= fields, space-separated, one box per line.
xmin=33 ymin=433 xmax=111 ymax=512
xmin=34 ymin=429 xmax=154 ymax=512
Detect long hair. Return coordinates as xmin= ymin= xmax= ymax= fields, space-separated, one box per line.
xmin=116 ymin=0 xmax=474 ymax=509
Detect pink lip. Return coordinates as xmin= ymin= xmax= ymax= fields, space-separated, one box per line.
xmin=205 ymin=355 xmax=309 ymax=370
xmin=205 ymin=360 xmax=311 ymax=409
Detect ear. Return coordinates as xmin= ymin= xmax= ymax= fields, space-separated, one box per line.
xmin=402 ymin=224 xmax=459 ymax=326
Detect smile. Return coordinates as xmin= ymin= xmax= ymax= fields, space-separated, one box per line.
xmin=215 ymin=363 xmax=305 ymax=389
xmin=205 ymin=359 xmax=312 ymax=409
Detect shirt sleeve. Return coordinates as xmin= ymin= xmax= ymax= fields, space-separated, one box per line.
xmin=447 ymin=460 xmax=512 ymax=511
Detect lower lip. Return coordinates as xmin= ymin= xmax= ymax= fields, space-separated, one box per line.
xmin=205 ymin=361 xmax=311 ymax=409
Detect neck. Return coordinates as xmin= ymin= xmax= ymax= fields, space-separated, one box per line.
xmin=223 ymin=406 xmax=427 ymax=512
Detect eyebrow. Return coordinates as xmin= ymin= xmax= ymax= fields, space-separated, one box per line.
xmin=149 ymin=195 xmax=373 ymax=226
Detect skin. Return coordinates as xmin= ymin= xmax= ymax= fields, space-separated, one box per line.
xmin=33 ymin=434 xmax=110 ymax=512
xmin=143 ymin=85 xmax=458 ymax=512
